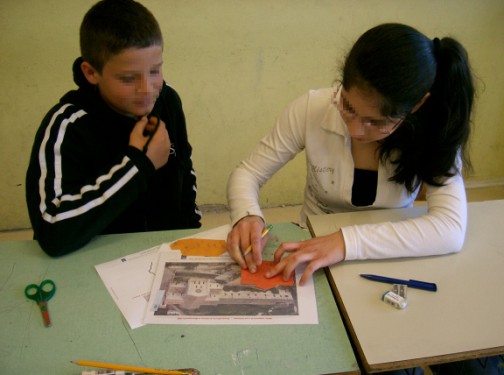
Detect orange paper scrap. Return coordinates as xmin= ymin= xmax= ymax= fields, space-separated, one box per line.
xmin=241 ymin=261 xmax=295 ymax=290
xmin=170 ymin=238 xmax=227 ymax=257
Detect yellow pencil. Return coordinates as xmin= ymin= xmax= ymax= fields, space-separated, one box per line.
xmin=242 ymin=224 xmax=273 ymax=256
xmin=71 ymin=360 xmax=193 ymax=375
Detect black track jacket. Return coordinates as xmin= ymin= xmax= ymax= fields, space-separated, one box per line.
xmin=26 ymin=58 xmax=201 ymax=257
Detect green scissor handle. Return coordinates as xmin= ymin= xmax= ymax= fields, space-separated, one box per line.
xmin=24 ymin=279 xmax=56 ymax=327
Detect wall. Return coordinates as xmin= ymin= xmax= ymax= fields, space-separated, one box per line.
xmin=1 ymin=0 xmax=503 ymax=230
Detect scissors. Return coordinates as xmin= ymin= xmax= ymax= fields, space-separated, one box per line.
xmin=24 ymin=279 xmax=56 ymax=327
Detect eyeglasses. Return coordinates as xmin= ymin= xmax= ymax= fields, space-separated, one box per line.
xmin=334 ymin=85 xmax=405 ymax=134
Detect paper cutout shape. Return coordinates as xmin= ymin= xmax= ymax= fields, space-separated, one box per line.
xmin=240 ymin=261 xmax=295 ymax=290
xmin=170 ymin=238 xmax=227 ymax=256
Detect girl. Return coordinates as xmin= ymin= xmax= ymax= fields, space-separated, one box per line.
xmin=226 ymin=23 xmax=474 ymax=285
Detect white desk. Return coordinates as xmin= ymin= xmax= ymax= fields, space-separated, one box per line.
xmin=307 ymin=200 xmax=504 ymax=373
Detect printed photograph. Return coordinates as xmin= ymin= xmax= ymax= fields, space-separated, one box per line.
xmin=152 ymin=262 xmax=299 ymax=317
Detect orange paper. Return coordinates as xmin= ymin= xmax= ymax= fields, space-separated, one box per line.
xmin=170 ymin=238 xmax=227 ymax=257
xmin=240 ymin=261 xmax=295 ymax=290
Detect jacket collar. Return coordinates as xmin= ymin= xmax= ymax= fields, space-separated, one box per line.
xmin=319 ymin=87 xmax=348 ymax=137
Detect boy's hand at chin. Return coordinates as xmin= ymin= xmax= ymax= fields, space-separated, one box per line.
xmin=129 ymin=116 xmax=171 ymax=169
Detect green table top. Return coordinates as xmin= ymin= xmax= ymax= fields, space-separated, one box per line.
xmin=0 ymin=223 xmax=358 ymax=375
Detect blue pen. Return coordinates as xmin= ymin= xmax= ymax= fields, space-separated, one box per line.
xmin=360 ymin=274 xmax=437 ymax=292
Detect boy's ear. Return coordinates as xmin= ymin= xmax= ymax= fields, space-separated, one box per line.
xmin=80 ymin=61 xmax=100 ymax=85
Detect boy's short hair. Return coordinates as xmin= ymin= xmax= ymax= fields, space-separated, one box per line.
xmin=80 ymin=0 xmax=163 ymax=73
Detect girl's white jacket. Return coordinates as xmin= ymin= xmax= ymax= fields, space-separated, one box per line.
xmin=227 ymin=88 xmax=467 ymax=260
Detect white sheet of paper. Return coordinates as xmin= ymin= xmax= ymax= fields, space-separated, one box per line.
xmin=95 ymin=225 xmax=232 ymax=329
xmin=142 ymin=250 xmax=319 ymax=325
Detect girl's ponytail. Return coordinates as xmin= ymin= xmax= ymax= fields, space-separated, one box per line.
xmin=415 ymin=37 xmax=474 ymax=186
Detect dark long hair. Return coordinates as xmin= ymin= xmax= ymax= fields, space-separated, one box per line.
xmin=342 ymin=23 xmax=474 ymax=192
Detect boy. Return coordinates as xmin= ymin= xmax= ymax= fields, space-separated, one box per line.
xmin=26 ymin=0 xmax=201 ymax=257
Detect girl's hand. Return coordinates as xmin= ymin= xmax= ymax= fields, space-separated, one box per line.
xmin=265 ymin=231 xmax=346 ymax=285
xmin=226 ymin=215 xmax=269 ymax=273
